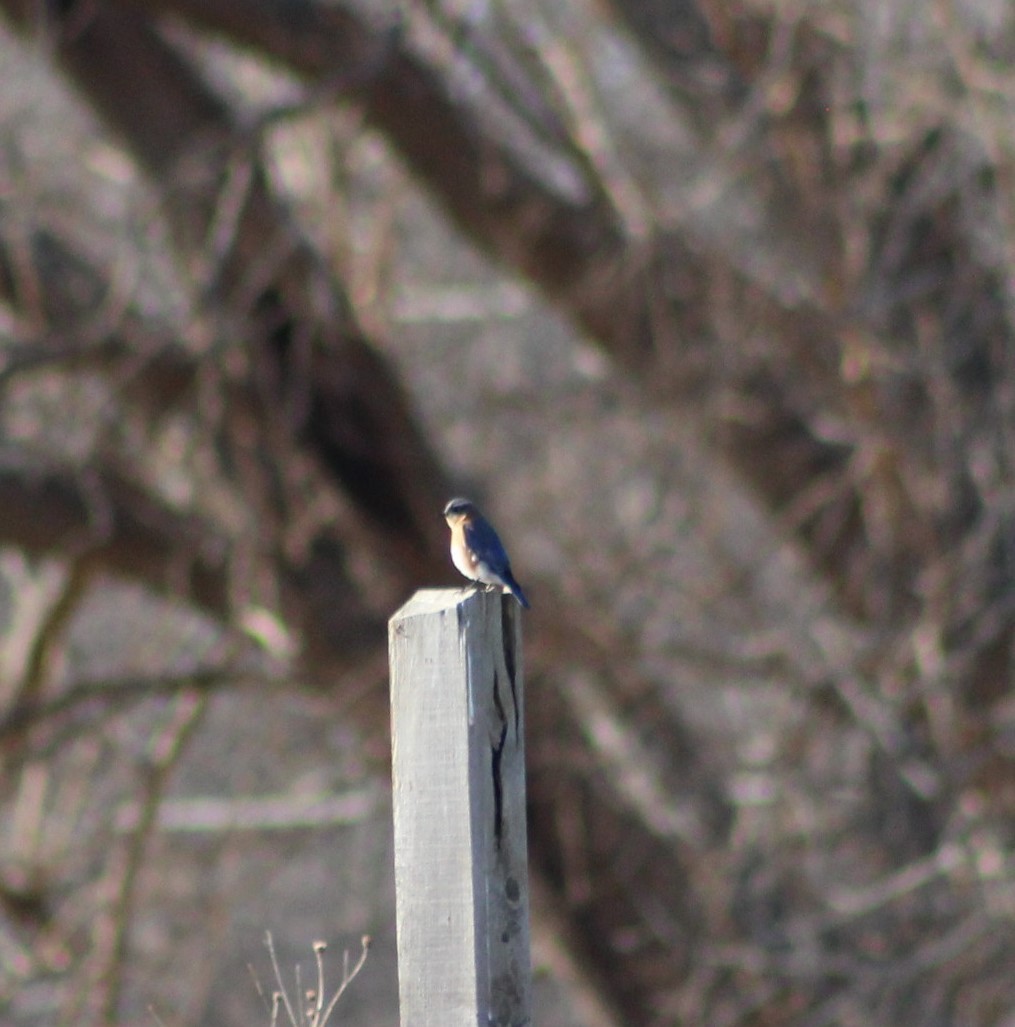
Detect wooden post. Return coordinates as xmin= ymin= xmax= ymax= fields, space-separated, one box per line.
xmin=388 ymin=588 xmax=531 ymax=1027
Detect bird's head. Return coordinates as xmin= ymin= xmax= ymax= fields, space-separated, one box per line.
xmin=443 ymin=497 xmax=477 ymax=526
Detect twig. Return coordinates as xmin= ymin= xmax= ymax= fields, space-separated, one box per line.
xmin=265 ymin=931 xmax=300 ymax=1027
xmin=0 ymin=665 xmax=266 ymax=746
xmin=260 ymin=932 xmax=371 ymax=1027
xmin=317 ymin=936 xmax=371 ymax=1027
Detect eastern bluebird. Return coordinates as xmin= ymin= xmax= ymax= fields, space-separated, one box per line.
xmin=443 ymin=498 xmax=530 ymax=608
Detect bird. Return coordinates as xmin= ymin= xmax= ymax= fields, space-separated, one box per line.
xmin=443 ymin=498 xmax=530 ymax=608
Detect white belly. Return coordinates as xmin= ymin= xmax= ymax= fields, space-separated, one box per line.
xmin=451 ymin=543 xmax=479 ymax=581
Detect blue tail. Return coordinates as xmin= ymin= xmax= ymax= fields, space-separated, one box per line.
xmin=504 ymin=571 xmax=530 ymax=609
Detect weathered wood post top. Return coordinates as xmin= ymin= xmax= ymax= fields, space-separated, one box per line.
xmin=388 ymin=587 xmax=531 ymax=1027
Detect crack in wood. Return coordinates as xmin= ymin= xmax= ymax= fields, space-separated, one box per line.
xmin=491 ymin=667 xmax=508 ymax=850
xmin=500 ymin=599 xmax=520 ymax=740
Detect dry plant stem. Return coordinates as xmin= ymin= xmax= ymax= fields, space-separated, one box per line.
xmin=313 ymin=942 xmax=328 ymax=1023
xmin=262 ymin=932 xmax=370 ymax=1027
xmin=317 ymin=937 xmax=370 ymax=1026
xmin=265 ymin=932 xmax=300 ymax=1027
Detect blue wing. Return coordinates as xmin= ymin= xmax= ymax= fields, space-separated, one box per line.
xmin=463 ymin=517 xmax=508 ymax=573
xmin=463 ymin=517 xmax=530 ymax=607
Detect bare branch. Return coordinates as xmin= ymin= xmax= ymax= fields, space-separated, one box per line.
xmin=0 ymin=446 xmax=231 ymax=617
xmin=65 ymin=690 xmax=208 ymax=1025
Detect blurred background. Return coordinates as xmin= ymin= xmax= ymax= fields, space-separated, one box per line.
xmin=0 ymin=0 xmax=1013 ymax=1024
